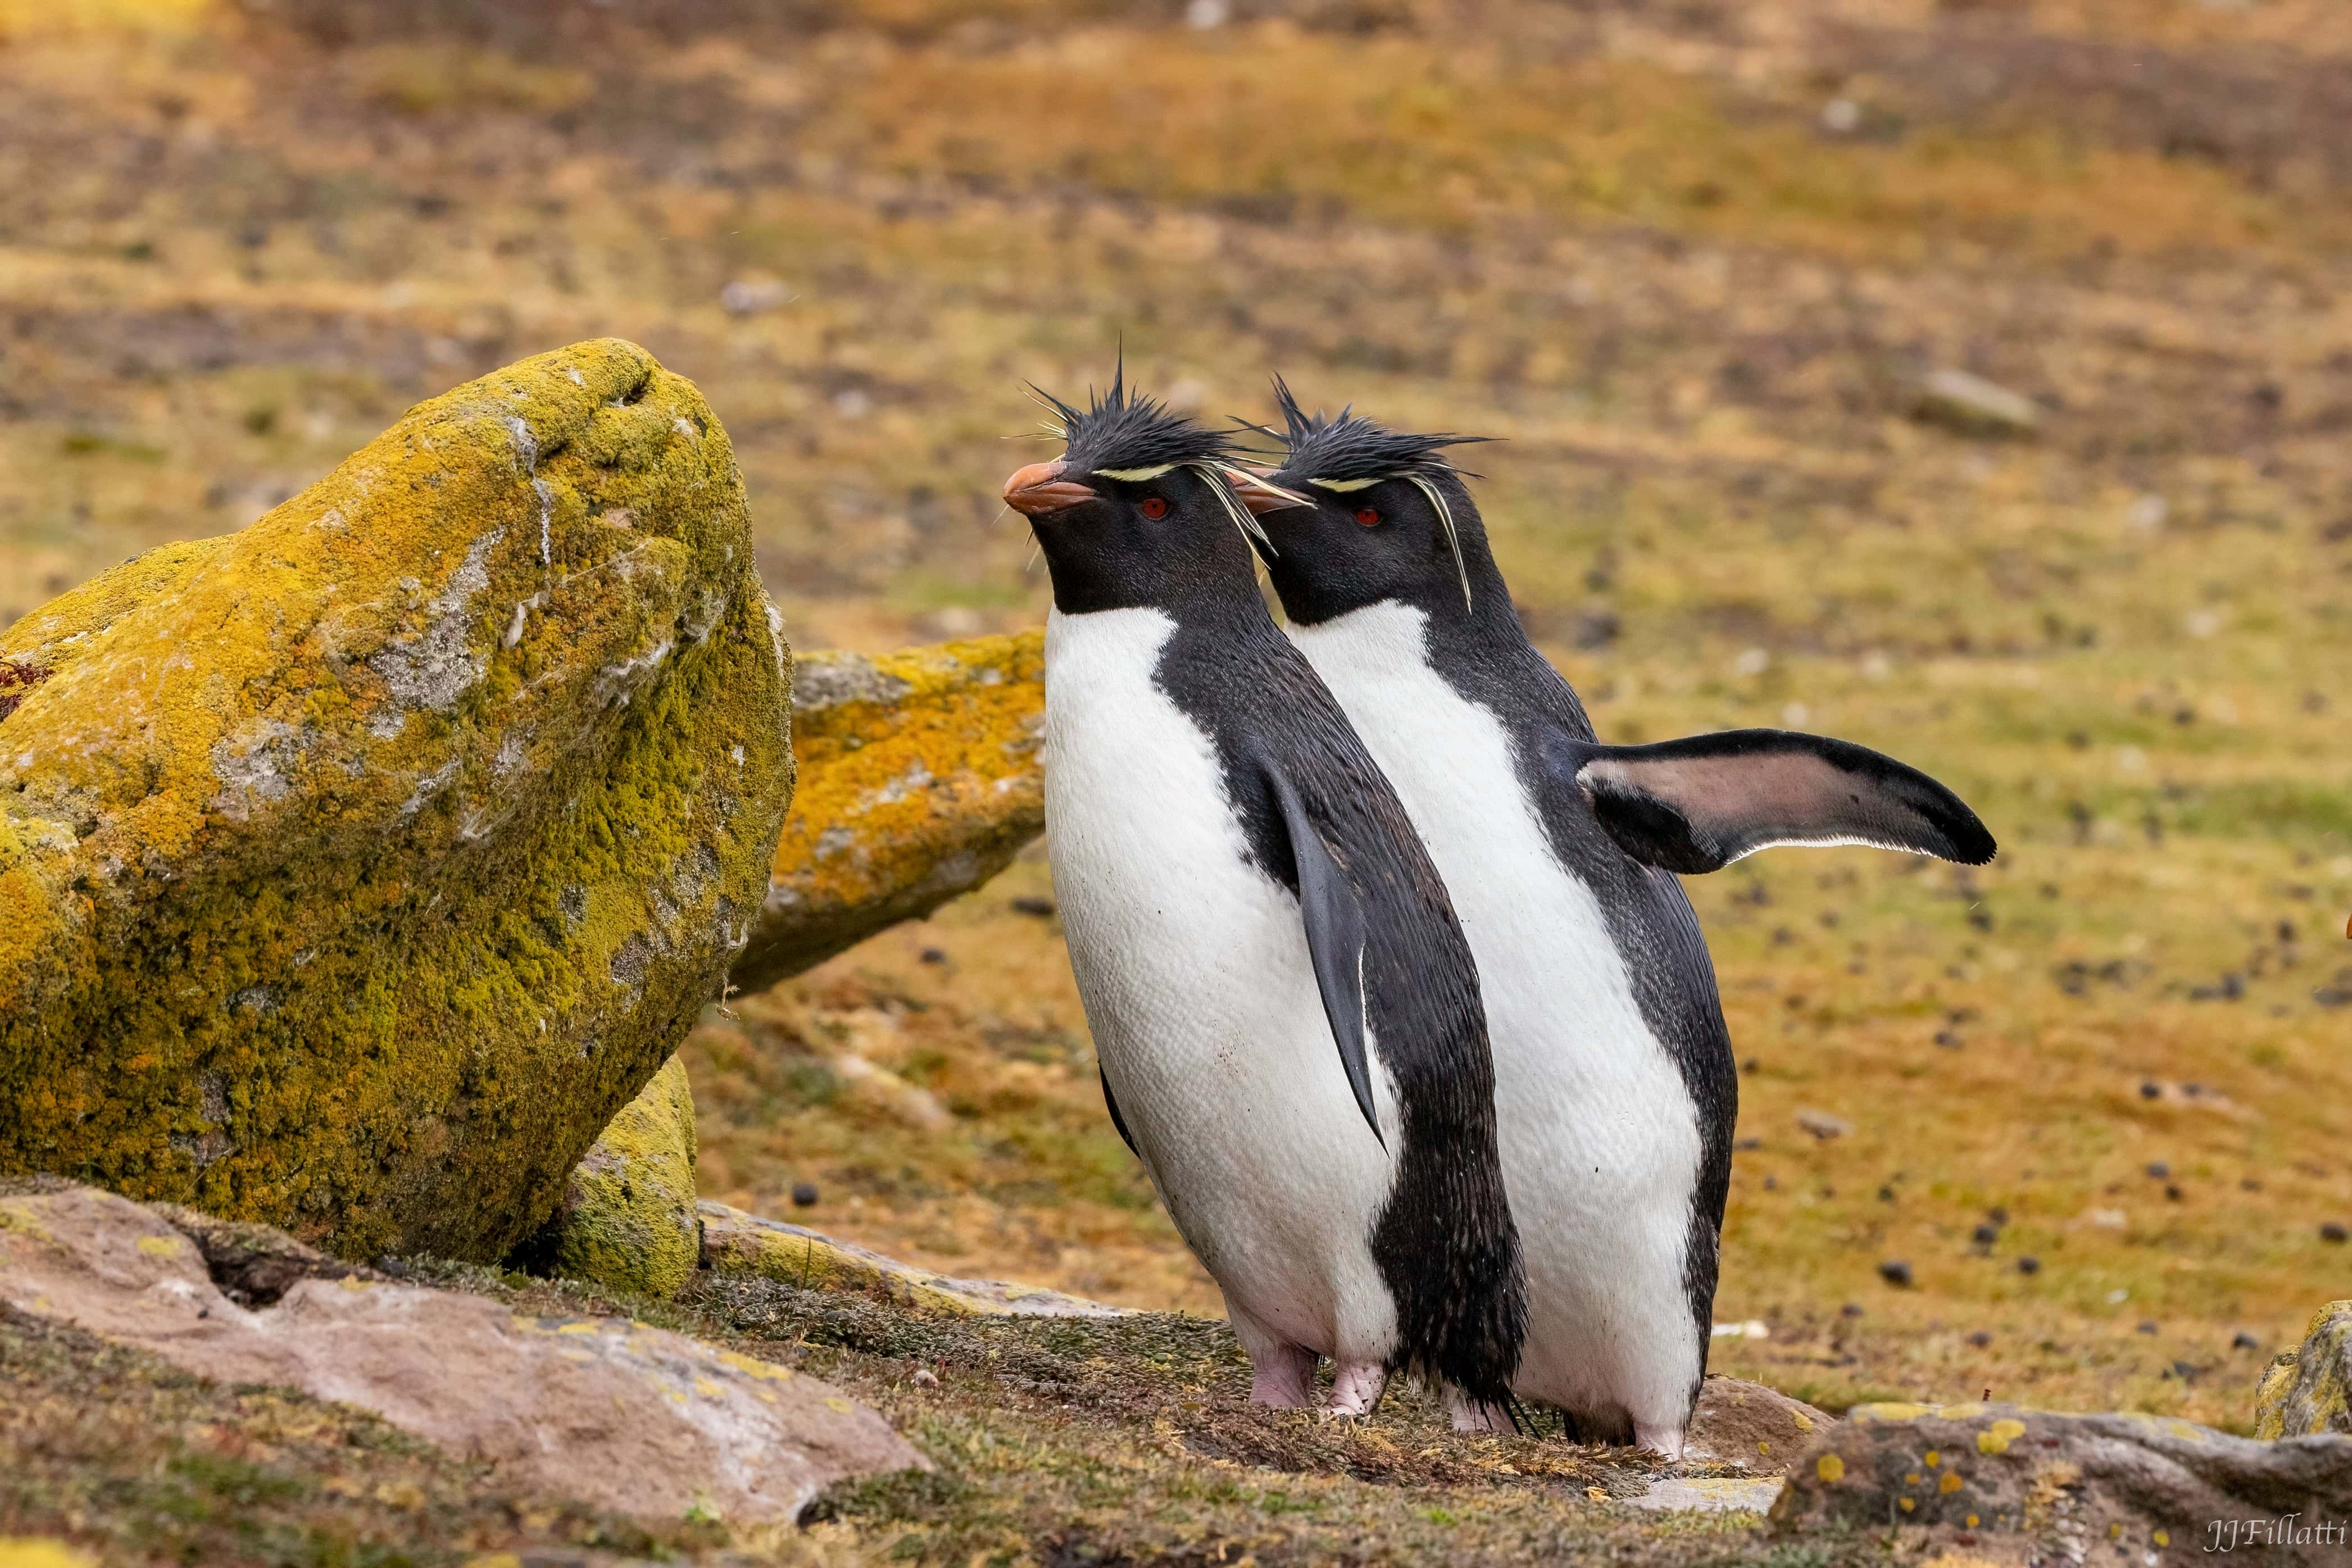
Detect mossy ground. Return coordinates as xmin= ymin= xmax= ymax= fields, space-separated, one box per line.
xmin=3 ymin=0 xmax=2350 ymax=1556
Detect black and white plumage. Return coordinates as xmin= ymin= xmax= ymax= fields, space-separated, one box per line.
xmin=1238 ymin=385 xmax=1995 ymax=1454
xmin=1002 ymin=369 xmax=1525 ymax=1418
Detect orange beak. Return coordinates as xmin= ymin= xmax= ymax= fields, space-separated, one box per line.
xmin=1227 ymin=468 xmax=1311 ymax=516
xmin=1002 ymin=461 xmax=1097 ymax=518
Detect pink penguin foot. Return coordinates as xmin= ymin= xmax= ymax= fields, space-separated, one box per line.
xmin=1322 ymin=1360 xmax=1387 ymax=1418
xmin=1446 ymin=1387 xmax=1517 ymax=1434
xmin=1247 ymin=1342 xmax=1318 ymax=1408
xmin=1635 ymin=1422 xmax=1687 ymax=1462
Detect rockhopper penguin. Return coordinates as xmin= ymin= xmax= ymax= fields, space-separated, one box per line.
xmin=1000 ymin=369 xmax=1526 ymax=1423
xmin=1231 ymin=384 xmax=1997 ymax=1456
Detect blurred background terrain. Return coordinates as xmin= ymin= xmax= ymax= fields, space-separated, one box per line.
xmin=4 ymin=0 xmax=2347 ymax=1434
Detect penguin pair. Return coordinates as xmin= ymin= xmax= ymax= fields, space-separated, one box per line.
xmin=1003 ymin=370 xmax=1995 ymax=1454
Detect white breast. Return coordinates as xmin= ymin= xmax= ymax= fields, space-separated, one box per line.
xmin=1289 ymin=602 xmax=1704 ymax=1431
xmin=1042 ymin=605 xmax=1402 ymax=1365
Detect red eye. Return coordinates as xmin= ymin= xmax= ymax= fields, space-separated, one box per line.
xmin=1354 ymin=506 xmax=1379 ymax=527
xmin=1139 ymin=496 xmax=1169 ymax=519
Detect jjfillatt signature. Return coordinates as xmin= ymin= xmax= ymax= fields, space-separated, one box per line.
xmin=2205 ymin=1515 xmax=2350 ymax=1553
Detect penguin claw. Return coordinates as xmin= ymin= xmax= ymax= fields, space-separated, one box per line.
xmin=1634 ymin=1424 xmax=1687 ymax=1464
xmin=1323 ymin=1361 xmax=1387 ymax=1417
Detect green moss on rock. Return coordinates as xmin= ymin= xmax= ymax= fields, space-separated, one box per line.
xmin=533 ymin=1055 xmax=700 ymax=1298
xmin=0 ymin=339 xmax=794 ymax=1263
xmin=2254 ymin=1300 xmax=2352 ymax=1440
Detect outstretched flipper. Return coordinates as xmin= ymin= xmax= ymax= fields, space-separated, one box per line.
xmin=1265 ymin=766 xmax=1384 ymax=1147
xmin=1548 ymin=728 xmax=1996 ymax=875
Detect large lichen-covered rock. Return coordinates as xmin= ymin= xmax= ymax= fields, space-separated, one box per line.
xmin=2255 ymin=1301 xmax=2352 ymax=1440
xmin=730 ymin=631 xmax=1042 ymax=991
xmin=528 ymin=1054 xmax=700 ymax=1298
xmin=1773 ymin=1399 xmax=2352 ymax=1561
xmin=0 ymin=339 xmax=793 ymax=1263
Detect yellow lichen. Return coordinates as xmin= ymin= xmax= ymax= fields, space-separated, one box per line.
xmin=535 ymin=1055 xmax=700 ymax=1298
xmin=733 ymin=632 xmax=1041 ymax=989
xmin=0 ymin=340 xmax=793 ymax=1263
xmin=2253 ymin=1300 xmax=2352 ymax=1439
xmin=1975 ymin=1417 xmax=2027 ymax=1455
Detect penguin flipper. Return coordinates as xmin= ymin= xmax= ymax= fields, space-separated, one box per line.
xmin=1099 ymin=1065 xmax=1139 ymax=1158
xmin=1264 ymin=765 xmax=1385 ymax=1148
xmin=1552 ymin=728 xmax=1997 ymax=874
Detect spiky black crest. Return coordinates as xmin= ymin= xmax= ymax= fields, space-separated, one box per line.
xmin=1261 ymin=375 xmax=1489 ymax=490
xmin=1030 ymin=361 xmax=1236 ymax=480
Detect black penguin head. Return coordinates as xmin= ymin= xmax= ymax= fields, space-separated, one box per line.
xmin=1002 ymin=365 xmax=1289 ymax=616
xmin=1235 ymin=379 xmax=1502 ymax=628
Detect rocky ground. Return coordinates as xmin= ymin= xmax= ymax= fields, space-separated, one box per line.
xmin=3 ymin=0 xmax=2351 ymax=1561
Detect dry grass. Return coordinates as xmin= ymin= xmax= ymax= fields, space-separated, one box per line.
xmin=3 ymin=0 xmax=2348 ymax=1512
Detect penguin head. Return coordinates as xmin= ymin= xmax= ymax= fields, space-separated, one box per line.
xmin=1234 ymin=379 xmax=1501 ymax=629
xmin=1003 ymin=364 xmax=1293 ymax=616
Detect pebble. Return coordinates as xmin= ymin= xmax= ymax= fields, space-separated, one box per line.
xmin=2322 ymin=1222 xmax=2349 ymax=1244
xmin=1841 ymin=1303 xmax=1865 ymax=1318
xmin=2017 ymin=1256 xmax=2041 ymax=1275
xmin=919 ymin=947 xmax=948 ymax=965
xmin=2137 ymin=1321 xmax=2160 ymax=1335
xmin=1010 ymin=896 xmax=1057 ymax=918
xmin=2146 ymin=1161 xmax=2171 ymax=1179
xmin=1968 ymin=1331 xmax=1993 ymax=1348
xmin=2232 ymin=1331 xmax=2262 ymax=1351
xmin=791 ymin=1182 xmax=821 ymax=1207
xmin=1986 ymin=1207 xmax=2009 ymax=1225
xmin=1878 ymin=1260 xmax=1913 ymax=1288
xmin=1797 ymin=1108 xmax=1851 ymax=1140
xmin=1972 ymin=1223 xmax=1999 ymax=1245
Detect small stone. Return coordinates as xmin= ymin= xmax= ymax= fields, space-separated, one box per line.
xmin=1968 ymin=1331 xmax=1993 ymax=1348
xmin=2146 ymin=1161 xmax=2171 ymax=1179
xmin=2232 ymin=1332 xmax=2261 ymax=1352
xmin=1841 ymin=1303 xmax=1865 ymax=1318
xmin=919 ymin=947 xmax=948 ymax=965
xmin=2140 ymin=1081 xmax=2162 ymax=1099
xmin=1797 ymin=1108 xmax=1851 ymax=1140
xmin=1933 ymin=1029 xmax=1963 ymax=1049
xmin=1878 ymin=1260 xmax=1914 ymax=1288
xmin=2322 ymin=1222 xmax=2349 ymax=1244
xmin=2171 ymin=1360 xmax=2198 ymax=1379
xmin=1986 ymin=1207 xmax=2009 ymax=1225
xmin=1912 ymin=367 xmax=2041 ymax=438
xmin=1972 ymin=1223 xmax=1998 ymax=1245
xmin=375 ymin=1256 xmax=411 ymax=1278
xmin=910 ymin=1367 xmax=939 ymax=1388
xmin=1878 ymin=1187 xmax=1896 ymax=1203
xmin=791 ymin=1182 xmax=820 ymax=1208
xmin=2138 ymin=1321 xmax=2160 ymax=1335
xmin=1010 ymin=896 xmax=1057 ymax=919
xmin=2165 ymin=1184 xmax=2183 ymax=1202
xmin=2017 ymin=1256 xmax=2041 ymax=1275
xmin=720 ymin=278 xmax=792 ymax=316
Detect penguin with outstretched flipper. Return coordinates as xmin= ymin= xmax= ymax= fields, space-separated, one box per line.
xmin=1231 ymin=383 xmax=1995 ymax=1455
xmin=1001 ymin=369 xmax=1525 ymax=1422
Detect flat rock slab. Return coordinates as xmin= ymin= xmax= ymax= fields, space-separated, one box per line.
xmin=1774 ymin=1399 xmax=2352 ymax=1565
xmin=0 ymin=1186 xmax=924 ymax=1526
xmin=699 ymin=1201 xmax=1128 ymax=1318
xmin=1624 ymin=1477 xmax=1786 ymax=1514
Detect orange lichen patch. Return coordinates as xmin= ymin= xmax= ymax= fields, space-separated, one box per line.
xmin=733 ymin=631 xmax=1041 ymax=989
xmin=0 ymin=340 xmax=793 ymax=1263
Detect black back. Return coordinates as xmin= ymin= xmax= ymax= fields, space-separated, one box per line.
xmin=1024 ymin=378 xmax=1527 ymax=1401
